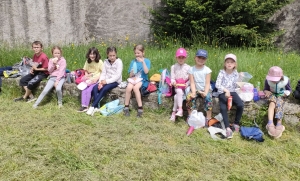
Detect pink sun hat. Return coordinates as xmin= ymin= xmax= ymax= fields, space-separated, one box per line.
xmin=176 ymin=48 xmax=187 ymax=58
xmin=266 ymin=66 xmax=283 ymax=81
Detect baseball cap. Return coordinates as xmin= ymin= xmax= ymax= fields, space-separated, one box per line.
xmin=195 ymin=49 xmax=208 ymax=58
xmin=266 ymin=66 xmax=283 ymax=81
xmin=224 ymin=53 xmax=237 ymax=62
xmin=176 ymin=48 xmax=187 ymax=58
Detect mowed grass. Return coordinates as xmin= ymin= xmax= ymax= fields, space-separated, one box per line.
xmin=1 ymin=85 xmax=300 ymax=180
xmin=1 ymin=43 xmax=300 ymax=180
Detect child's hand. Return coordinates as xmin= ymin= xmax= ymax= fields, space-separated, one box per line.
xmin=200 ymin=91 xmax=207 ymax=98
xmin=264 ymin=90 xmax=272 ymax=97
xmin=98 ymin=83 xmax=103 ymax=90
xmin=225 ymin=91 xmax=230 ymax=98
xmin=101 ymin=80 xmax=107 ymax=85
xmin=54 ymin=81 xmax=59 ymax=88
xmin=52 ymin=57 xmax=58 ymax=64
xmin=136 ymin=57 xmax=143 ymax=62
xmin=191 ymin=92 xmax=196 ymax=98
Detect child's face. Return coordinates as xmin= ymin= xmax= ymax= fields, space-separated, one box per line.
xmin=107 ymin=51 xmax=117 ymax=62
xmin=32 ymin=44 xmax=43 ymax=55
xmin=225 ymin=58 xmax=236 ymax=70
xmin=134 ymin=50 xmax=144 ymax=58
xmin=52 ymin=49 xmax=61 ymax=58
xmin=195 ymin=56 xmax=206 ymax=66
xmin=89 ymin=52 xmax=96 ymax=61
xmin=176 ymin=56 xmax=186 ymax=65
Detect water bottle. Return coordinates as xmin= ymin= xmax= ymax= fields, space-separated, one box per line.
xmin=253 ymin=88 xmax=260 ymax=102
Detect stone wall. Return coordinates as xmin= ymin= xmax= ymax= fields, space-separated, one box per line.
xmin=3 ymin=77 xmax=300 ymax=124
xmin=0 ymin=0 xmax=159 ymax=46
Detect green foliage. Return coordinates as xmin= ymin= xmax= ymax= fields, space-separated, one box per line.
xmin=150 ymin=0 xmax=289 ymax=47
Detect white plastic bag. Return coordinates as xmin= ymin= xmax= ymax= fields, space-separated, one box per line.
xmin=188 ymin=110 xmax=205 ymax=129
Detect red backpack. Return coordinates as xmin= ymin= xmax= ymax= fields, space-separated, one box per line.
xmin=74 ymin=69 xmax=85 ymax=84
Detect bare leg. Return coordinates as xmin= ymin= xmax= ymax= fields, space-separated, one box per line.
xmin=125 ymin=83 xmax=134 ymax=105
xmin=133 ymin=82 xmax=142 ymax=107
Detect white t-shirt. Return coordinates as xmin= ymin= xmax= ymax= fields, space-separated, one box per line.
xmin=188 ymin=65 xmax=212 ymax=91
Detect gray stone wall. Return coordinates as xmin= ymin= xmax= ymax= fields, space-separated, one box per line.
xmin=0 ymin=0 xmax=159 ymax=46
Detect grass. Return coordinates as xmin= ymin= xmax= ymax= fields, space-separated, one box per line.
xmin=1 ymin=42 xmax=300 ymax=180
xmin=0 ymin=86 xmax=300 ymax=180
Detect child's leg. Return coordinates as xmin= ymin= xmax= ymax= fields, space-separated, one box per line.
xmin=172 ymin=94 xmax=178 ymax=112
xmin=231 ymin=92 xmax=244 ymax=125
xmin=91 ymin=82 xmax=118 ymax=108
xmin=81 ymin=83 xmax=96 ymax=107
xmin=218 ymin=93 xmax=230 ymax=128
xmin=133 ymin=82 xmax=143 ymax=107
xmin=26 ymin=74 xmax=47 ymax=98
xmin=125 ymin=83 xmax=134 ymax=106
xmin=265 ymin=95 xmax=276 ymax=136
xmin=33 ymin=77 xmax=55 ymax=107
xmin=274 ymin=97 xmax=286 ymax=138
xmin=204 ymin=92 xmax=213 ymax=120
xmin=175 ymin=88 xmax=184 ymax=109
xmin=55 ymin=78 xmax=65 ymax=105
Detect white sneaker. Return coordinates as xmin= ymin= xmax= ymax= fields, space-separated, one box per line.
xmin=91 ymin=108 xmax=100 ymax=116
xmin=175 ymin=109 xmax=183 ymax=117
xmin=86 ymin=107 xmax=95 ymax=115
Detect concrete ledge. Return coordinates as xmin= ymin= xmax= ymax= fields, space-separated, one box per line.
xmin=2 ymin=77 xmax=300 ymax=124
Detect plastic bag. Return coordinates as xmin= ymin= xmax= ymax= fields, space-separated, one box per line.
xmin=238 ymin=72 xmax=253 ymax=82
xmin=188 ymin=110 xmax=205 ymax=129
xmin=99 ymin=99 xmax=124 ymax=116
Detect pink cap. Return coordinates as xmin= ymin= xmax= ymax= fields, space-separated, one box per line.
xmin=224 ymin=53 xmax=237 ymax=62
xmin=266 ymin=66 xmax=283 ymax=81
xmin=176 ymin=48 xmax=187 ymax=58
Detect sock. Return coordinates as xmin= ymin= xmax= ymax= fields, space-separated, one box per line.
xmin=267 ymin=120 xmax=273 ymax=125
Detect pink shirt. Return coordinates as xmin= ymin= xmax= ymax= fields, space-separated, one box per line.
xmin=48 ymin=57 xmax=67 ymax=83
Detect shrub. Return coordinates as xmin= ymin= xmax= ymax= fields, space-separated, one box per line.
xmin=150 ymin=0 xmax=289 ymax=48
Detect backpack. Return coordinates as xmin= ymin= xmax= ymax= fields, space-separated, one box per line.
xmin=157 ymin=69 xmax=172 ymax=104
xmin=293 ymin=80 xmax=300 ymax=100
xmin=74 ymin=69 xmax=85 ymax=84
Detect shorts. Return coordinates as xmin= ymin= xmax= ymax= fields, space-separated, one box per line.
xmin=186 ymin=91 xmax=213 ymax=111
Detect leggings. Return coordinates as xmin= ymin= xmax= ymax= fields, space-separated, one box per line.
xmin=218 ymin=92 xmax=244 ymax=128
xmin=34 ymin=76 xmax=65 ymax=106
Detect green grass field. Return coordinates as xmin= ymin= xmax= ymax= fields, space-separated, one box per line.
xmin=1 ymin=42 xmax=300 ymax=180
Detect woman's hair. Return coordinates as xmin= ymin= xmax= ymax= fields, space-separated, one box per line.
xmin=86 ymin=47 xmax=101 ymax=63
xmin=133 ymin=44 xmax=145 ymax=55
xmin=32 ymin=41 xmax=43 ymax=48
xmin=51 ymin=46 xmax=62 ymax=55
xmin=106 ymin=46 xmax=117 ymax=55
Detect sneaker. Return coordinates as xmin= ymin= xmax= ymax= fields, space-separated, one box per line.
xmin=175 ymin=109 xmax=183 ymax=117
xmin=14 ymin=97 xmax=26 ymax=102
xmin=226 ymin=129 xmax=233 ymax=139
xmin=32 ymin=104 xmax=37 ymax=109
xmin=233 ymin=124 xmax=240 ymax=132
xmin=137 ymin=109 xmax=143 ymax=118
xmin=26 ymin=97 xmax=37 ymax=103
xmin=58 ymin=104 xmax=63 ymax=109
xmin=77 ymin=106 xmax=88 ymax=112
xmin=266 ymin=123 xmax=276 ymax=136
xmin=86 ymin=107 xmax=95 ymax=115
xmin=169 ymin=112 xmax=176 ymax=121
xmin=123 ymin=107 xmax=130 ymax=117
xmin=274 ymin=125 xmax=285 ymax=139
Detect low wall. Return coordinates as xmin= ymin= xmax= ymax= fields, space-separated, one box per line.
xmin=3 ymin=77 xmax=300 ymax=124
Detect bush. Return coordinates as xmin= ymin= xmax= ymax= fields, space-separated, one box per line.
xmin=150 ymin=0 xmax=289 ymax=48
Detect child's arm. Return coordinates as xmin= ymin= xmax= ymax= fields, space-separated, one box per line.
xmin=170 ymin=65 xmax=176 ymax=85
xmin=203 ymin=73 xmax=211 ymax=96
xmin=189 ymin=73 xmax=196 ymax=97
xmin=139 ymin=58 xmax=150 ymax=74
xmin=48 ymin=58 xmax=56 ymax=73
xmin=216 ymin=70 xmax=230 ymax=97
xmin=55 ymin=58 xmax=67 ymax=86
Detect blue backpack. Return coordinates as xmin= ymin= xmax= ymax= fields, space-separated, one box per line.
xmin=240 ymin=121 xmax=264 ymax=142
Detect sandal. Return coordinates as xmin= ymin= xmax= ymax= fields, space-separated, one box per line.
xmin=274 ymin=125 xmax=285 ymax=139
xmin=266 ymin=124 xmax=276 ymax=137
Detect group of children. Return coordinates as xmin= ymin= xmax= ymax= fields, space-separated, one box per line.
xmin=11 ymin=41 xmax=292 ymax=139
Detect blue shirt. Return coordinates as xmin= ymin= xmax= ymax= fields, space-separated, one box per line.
xmin=128 ymin=58 xmax=151 ymax=88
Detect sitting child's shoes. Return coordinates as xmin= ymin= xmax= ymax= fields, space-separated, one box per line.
xmin=175 ymin=109 xmax=183 ymax=117
xmin=266 ymin=123 xmax=276 ymax=136
xmin=86 ymin=107 xmax=95 ymax=115
xmin=274 ymin=125 xmax=285 ymax=139
xmin=233 ymin=124 xmax=240 ymax=132
xmin=137 ymin=109 xmax=143 ymax=118
xmin=169 ymin=112 xmax=176 ymax=121
xmin=123 ymin=108 xmax=130 ymax=117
